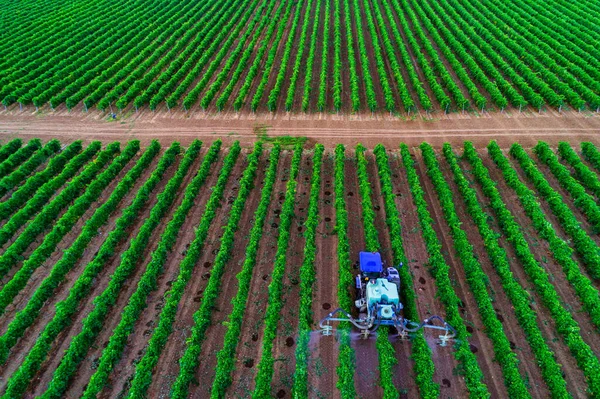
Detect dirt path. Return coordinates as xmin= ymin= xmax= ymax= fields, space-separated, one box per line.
xmin=1 ymin=108 xmax=599 ymax=149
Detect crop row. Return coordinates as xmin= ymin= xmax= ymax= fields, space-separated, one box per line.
xmin=36 ymin=141 xmax=200 ymax=399
xmin=510 ymin=144 xmax=600 ymax=280
xmin=333 ymin=145 xmax=357 ymax=398
xmin=420 ymin=143 xmax=529 ymax=398
xmin=252 ymin=144 xmax=303 ymax=397
xmin=558 ymin=142 xmax=600 ymax=199
xmin=487 ymin=142 xmax=600 ymax=396
xmin=0 ymin=141 xmax=140 ymax=315
xmin=172 ymin=142 xmax=262 ymax=398
xmin=81 ymin=140 xmax=222 ymax=398
xmin=399 ymin=144 xmax=489 ymax=397
xmin=6 ymin=0 xmax=600 ymax=112
xmin=0 ymin=140 xmax=83 ymax=221
xmin=445 ymin=143 xmax=569 ymax=397
xmin=210 ymin=145 xmax=281 ymax=398
xmin=0 ymin=139 xmax=60 ymax=197
xmin=0 ymin=141 xmax=160 ymax=364
xmin=535 ymin=142 xmax=600 ymax=231
xmin=2 ymin=142 xmax=183 ymax=398
xmin=126 ymin=141 xmax=240 ymax=398
xmin=0 ymin=141 xmax=117 ymax=276
xmin=0 ymin=139 xmax=23 ymax=163
xmin=292 ymin=144 xmax=324 ymax=397
xmin=0 ymin=139 xmax=42 ymax=178
xmin=355 ymin=144 xmax=397 ymax=398
xmin=582 ymin=142 xmax=600 ymax=173
xmin=373 ymin=144 xmax=438 ymax=398
xmin=0 ymin=141 xmax=97 ymax=240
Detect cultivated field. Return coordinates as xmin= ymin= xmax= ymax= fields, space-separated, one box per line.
xmin=0 ymin=138 xmax=599 ymax=398
xmin=2 ymin=0 xmax=600 ymax=115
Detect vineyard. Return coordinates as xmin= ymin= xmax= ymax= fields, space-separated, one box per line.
xmin=2 ymin=0 xmax=600 ymax=115
xmin=0 ymin=137 xmax=599 ymax=398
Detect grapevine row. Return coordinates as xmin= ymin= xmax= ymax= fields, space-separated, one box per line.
xmin=171 ymin=142 xmax=263 ymax=398
xmin=0 ymin=139 xmax=42 ymax=179
xmin=486 ymin=142 xmax=600 ymax=396
xmin=125 ymin=142 xmax=241 ymax=398
xmin=0 ymin=141 xmax=139 ymax=313
xmin=209 ymin=145 xmax=281 ymax=398
xmin=0 ymin=139 xmax=60 ymax=197
xmin=373 ymin=144 xmax=438 ymax=397
xmin=251 ymin=144 xmax=303 ymax=397
xmin=37 ymin=141 xmax=200 ymax=399
xmin=82 ymin=140 xmax=223 ymax=398
xmin=510 ymin=144 xmax=600 ymax=280
xmin=355 ymin=144 xmax=397 ymax=398
xmin=0 ymin=141 xmax=82 ymax=221
xmin=399 ymin=144 xmax=489 ymax=397
xmin=0 ymin=141 xmax=160 ymax=364
xmin=534 ymin=142 xmax=600 ymax=231
xmin=558 ymin=142 xmax=600 ymax=199
xmin=1 ymin=142 xmax=183 ymax=398
xmin=420 ymin=142 xmax=529 ymax=398
xmin=444 ymin=143 xmax=569 ymax=397
xmin=0 ymin=142 xmax=116 ymax=276
xmin=333 ymin=145 xmax=357 ymax=398
xmin=291 ymin=144 xmax=324 ymax=397
xmin=483 ymin=142 xmax=600 ymax=330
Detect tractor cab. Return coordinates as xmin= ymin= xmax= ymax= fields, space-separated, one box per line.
xmin=359 ymin=251 xmax=383 ymax=279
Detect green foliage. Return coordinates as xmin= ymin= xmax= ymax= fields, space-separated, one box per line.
xmin=171 ymin=142 xmax=261 ymax=398
xmin=210 ymin=145 xmax=281 ymax=398
xmin=373 ymin=144 xmax=438 ymax=398
xmin=0 ymin=140 xmax=82 ymax=221
xmin=125 ymin=141 xmax=241 ymax=398
xmin=0 ymin=141 xmax=159 ymax=365
xmin=534 ymin=141 xmax=600 ymax=231
xmin=251 ymin=144 xmax=303 ymax=398
xmin=0 ymin=141 xmax=140 ymax=316
xmin=400 ymin=144 xmax=489 ymax=398
xmin=292 ymin=144 xmax=324 ymax=397
xmin=82 ymin=140 xmax=223 ymax=398
xmin=37 ymin=141 xmax=200 ymax=399
xmin=446 ymin=143 xmax=569 ymax=398
xmin=0 ymin=138 xmax=42 ymax=179
xmin=510 ymin=143 xmax=600 ymax=280
xmin=0 ymin=139 xmax=60 ymax=196
xmin=420 ymin=142 xmax=529 ymax=398
xmin=0 ymin=141 xmax=117 ymax=277
xmin=558 ymin=142 xmax=600 ymax=199
xmin=333 ymin=145 xmax=357 ymax=398
xmin=2 ymin=142 xmax=183 ymax=399
xmin=487 ymin=141 xmax=600 ymax=396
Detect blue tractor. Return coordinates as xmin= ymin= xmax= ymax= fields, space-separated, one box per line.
xmin=319 ymin=251 xmax=456 ymax=344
